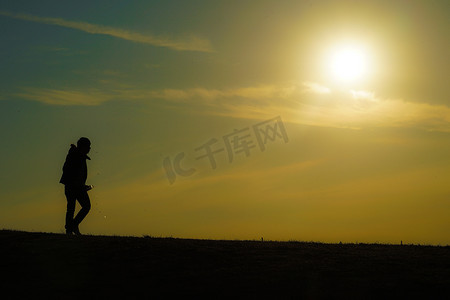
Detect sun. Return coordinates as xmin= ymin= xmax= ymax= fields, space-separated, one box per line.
xmin=329 ymin=45 xmax=368 ymax=82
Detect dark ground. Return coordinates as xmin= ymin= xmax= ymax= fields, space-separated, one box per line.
xmin=1 ymin=230 xmax=449 ymax=299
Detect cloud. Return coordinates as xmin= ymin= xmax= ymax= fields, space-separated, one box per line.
xmin=350 ymin=89 xmax=375 ymax=101
xmin=302 ymin=81 xmax=331 ymax=94
xmin=0 ymin=10 xmax=213 ymax=52
xmin=15 ymin=88 xmax=114 ymax=106
xmin=13 ymin=82 xmax=450 ymax=132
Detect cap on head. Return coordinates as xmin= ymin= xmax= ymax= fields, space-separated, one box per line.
xmin=77 ymin=137 xmax=91 ymax=147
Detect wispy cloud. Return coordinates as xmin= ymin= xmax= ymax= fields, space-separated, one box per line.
xmin=350 ymin=89 xmax=375 ymax=101
xmin=302 ymin=81 xmax=331 ymax=94
xmin=13 ymin=84 xmax=302 ymax=106
xmin=13 ymin=82 xmax=450 ymax=132
xmin=0 ymin=10 xmax=213 ymax=52
xmin=15 ymin=88 xmax=113 ymax=106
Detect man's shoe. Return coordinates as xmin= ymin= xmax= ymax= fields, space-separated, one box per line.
xmin=65 ymin=224 xmax=73 ymax=235
xmin=73 ymin=225 xmax=82 ymax=236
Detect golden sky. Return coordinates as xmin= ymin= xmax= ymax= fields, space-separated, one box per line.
xmin=0 ymin=0 xmax=449 ymax=244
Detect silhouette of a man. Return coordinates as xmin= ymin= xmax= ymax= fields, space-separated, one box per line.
xmin=60 ymin=137 xmax=92 ymax=235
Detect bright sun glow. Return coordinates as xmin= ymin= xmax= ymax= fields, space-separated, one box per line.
xmin=329 ymin=45 xmax=368 ymax=82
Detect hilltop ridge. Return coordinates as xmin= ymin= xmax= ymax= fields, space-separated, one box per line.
xmin=1 ymin=230 xmax=449 ymax=299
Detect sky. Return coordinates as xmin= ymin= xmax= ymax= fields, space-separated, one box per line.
xmin=1 ymin=0 xmax=449 ymax=244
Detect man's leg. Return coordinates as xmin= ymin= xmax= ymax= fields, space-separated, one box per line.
xmin=73 ymin=189 xmax=91 ymax=235
xmin=64 ymin=187 xmax=77 ymax=234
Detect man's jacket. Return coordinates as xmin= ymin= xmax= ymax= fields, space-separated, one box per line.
xmin=60 ymin=144 xmax=90 ymax=187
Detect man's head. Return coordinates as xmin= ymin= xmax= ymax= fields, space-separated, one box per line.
xmin=77 ymin=137 xmax=91 ymax=155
